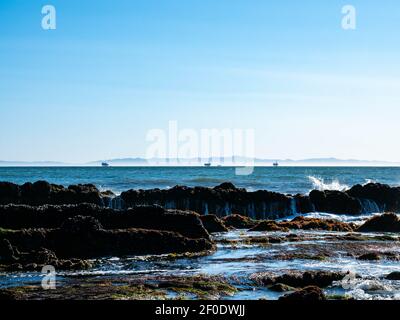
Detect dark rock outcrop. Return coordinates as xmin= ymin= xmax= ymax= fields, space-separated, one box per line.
xmin=250 ymin=220 xmax=289 ymax=232
xmin=357 ymin=253 xmax=381 ymax=261
xmin=253 ymin=271 xmax=346 ymax=288
xmin=121 ymin=183 xmax=298 ymax=219
xmin=0 ymin=204 xmax=210 ymax=240
xmin=357 ymin=213 xmax=400 ymax=233
xmin=278 ymin=286 xmax=326 ymax=301
xmin=0 ymin=239 xmax=18 ymax=263
xmin=0 ymin=217 xmax=214 ymax=259
xmin=1 ymin=181 xmax=399 ymax=218
xmin=0 ymin=181 xmax=108 ymax=206
xmin=347 ymin=183 xmax=400 ymax=212
xmin=309 ymin=190 xmax=362 ymax=214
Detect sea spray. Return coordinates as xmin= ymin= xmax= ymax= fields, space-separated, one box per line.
xmin=308 ymin=176 xmax=349 ymax=192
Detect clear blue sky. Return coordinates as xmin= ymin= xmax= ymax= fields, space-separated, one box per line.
xmin=1 ymin=0 xmax=400 ymax=163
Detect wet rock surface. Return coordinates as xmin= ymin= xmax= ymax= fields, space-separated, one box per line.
xmin=250 ymin=216 xmax=354 ymax=232
xmin=0 ymin=275 xmax=237 ymax=300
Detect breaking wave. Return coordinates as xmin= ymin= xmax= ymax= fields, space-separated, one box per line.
xmin=308 ymin=176 xmax=349 ymax=192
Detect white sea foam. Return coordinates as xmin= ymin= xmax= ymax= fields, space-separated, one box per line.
xmin=308 ymin=176 xmax=349 ymax=192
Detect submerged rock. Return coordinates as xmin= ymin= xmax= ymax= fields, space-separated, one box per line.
xmin=278 ymin=286 xmax=326 ymax=301
xmin=357 ymin=213 xmax=400 ymax=233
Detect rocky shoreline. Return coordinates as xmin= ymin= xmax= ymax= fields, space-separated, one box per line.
xmin=1 ymin=180 xmax=400 ymax=300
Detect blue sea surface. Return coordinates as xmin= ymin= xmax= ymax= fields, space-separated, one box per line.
xmin=0 ymin=166 xmax=399 ymax=194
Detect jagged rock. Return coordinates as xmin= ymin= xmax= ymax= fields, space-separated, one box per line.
xmin=222 ymin=214 xmax=258 ymax=229
xmin=357 ymin=213 xmax=400 ymax=233
xmin=200 ymin=215 xmax=228 ymax=233
xmin=279 ymin=286 xmax=326 ymax=301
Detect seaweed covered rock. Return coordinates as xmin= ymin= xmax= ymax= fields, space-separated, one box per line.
xmin=357 ymin=213 xmax=400 ymax=233
xmin=279 ymin=286 xmax=326 ymax=301
xmin=222 ymin=214 xmax=258 ymax=229
xmin=249 ymin=221 xmax=289 ymax=232
xmin=60 ymin=215 xmax=103 ymax=234
xmin=0 ymin=182 xmax=20 ymax=205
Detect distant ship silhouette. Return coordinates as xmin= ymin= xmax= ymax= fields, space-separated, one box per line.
xmin=101 ymin=162 xmax=110 ymax=167
xmin=273 ymin=161 xmax=279 ymax=167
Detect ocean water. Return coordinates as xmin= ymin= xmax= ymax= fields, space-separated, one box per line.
xmin=0 ymin=166 xmax=399 ymax=195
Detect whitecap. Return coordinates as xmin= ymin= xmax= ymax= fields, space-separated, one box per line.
xmin=308 ymin=176 xmax=349 ymax=192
